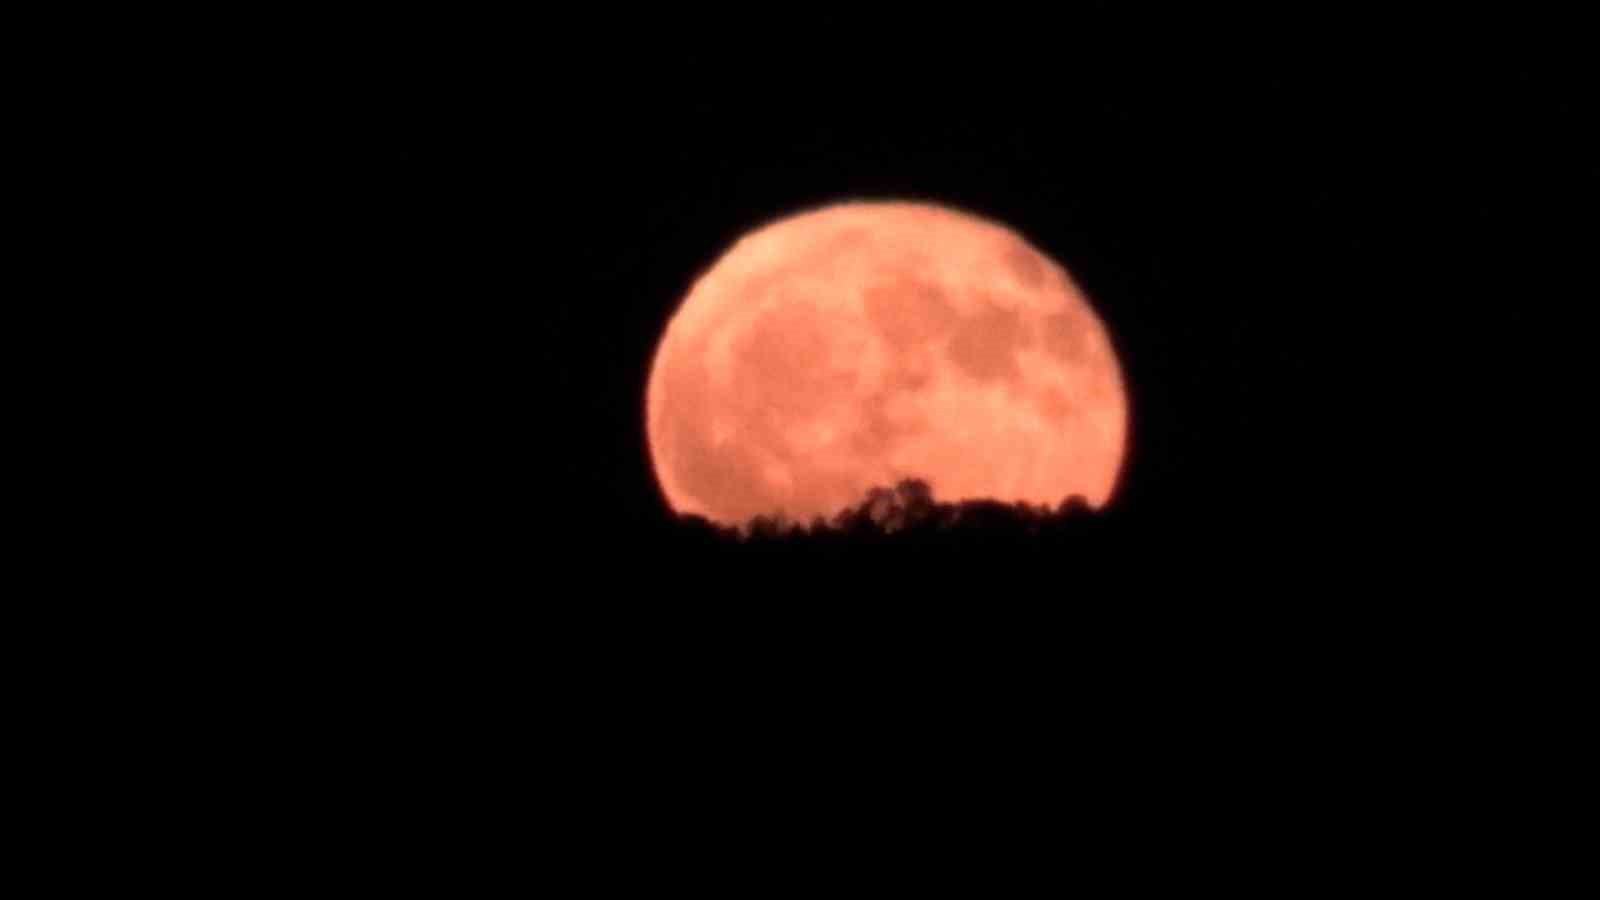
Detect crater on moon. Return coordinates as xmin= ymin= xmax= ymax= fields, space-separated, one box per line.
xmin=647 ymin=201 xmax=1128 ymax=527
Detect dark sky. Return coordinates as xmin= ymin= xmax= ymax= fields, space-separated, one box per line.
xmin=359 ymin=24 xmax=1584 ymax=611
xmin=288 ymin=21 xmax=1590 ymax=851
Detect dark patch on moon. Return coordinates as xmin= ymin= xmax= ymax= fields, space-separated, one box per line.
xmin=1006 ymin=242 xmax=1048 ymax=289
xmin=824 ymin=226 xmax=871 ymax=255
xmin=889 ymin=362 xmax=932 ymax=391
xmin=1040 ymin=310 xmax=1091 ymax=364
xmin=945 ymin=299 xmax=1029 ymax=383
xmin=863 ymin=275 xmax=959 ymax=349
xmin=733 ymin=302 xmax=855 ymax=419
xmin=1034 ymin=385 xmax=1074 ymax=423
xmin=850 ymin=389 xmax=928 ymax=459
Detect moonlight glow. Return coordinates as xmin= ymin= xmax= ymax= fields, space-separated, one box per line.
xmin=646 ymin=201 xmax=1128 ymax=527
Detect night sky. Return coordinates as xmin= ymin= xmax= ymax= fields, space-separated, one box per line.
xmin=346 ymin=23 xmax=1586 ymax=669
xmin=285 ymin=18 xmax=1592 ymax=866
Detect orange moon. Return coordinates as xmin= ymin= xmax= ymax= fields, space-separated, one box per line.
xmin=646 ymin=201 xmax=1128 ymax=527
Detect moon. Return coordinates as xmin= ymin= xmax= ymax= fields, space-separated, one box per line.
xmin=646 ymin=201 xmax=1128 ymax=527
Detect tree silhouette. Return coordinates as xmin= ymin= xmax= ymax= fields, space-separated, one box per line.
xmin=675 ymin=478 xmax=1099 ymax=546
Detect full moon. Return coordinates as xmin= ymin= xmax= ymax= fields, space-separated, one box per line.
xmin=646 ymin=201 xmax=1128 ymax=527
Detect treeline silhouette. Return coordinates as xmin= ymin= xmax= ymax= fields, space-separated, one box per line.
xmin=675 ymin=477 xmax=1100 ymax=538
xmin=631 ymin=474 xmax=1317 ymax=612
xmin=614 ymin=475 xmax=1239 ymax=658
xmin=672 ymin=479 xmax=1106 ymax=547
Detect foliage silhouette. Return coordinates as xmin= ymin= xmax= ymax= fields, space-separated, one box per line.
xmin=676 ymin=478 xmax=1103 ymax=546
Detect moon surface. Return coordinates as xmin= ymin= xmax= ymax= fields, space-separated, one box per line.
xmin=646 ymin=201 xmax=1128 ymax=527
